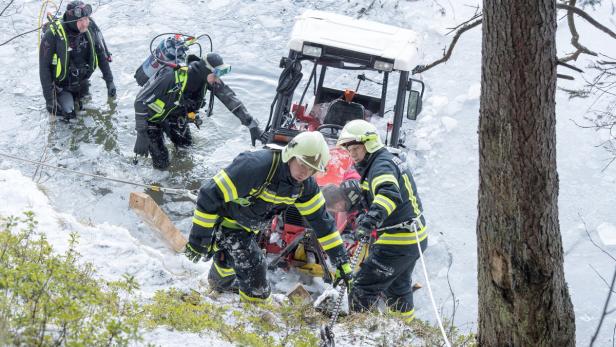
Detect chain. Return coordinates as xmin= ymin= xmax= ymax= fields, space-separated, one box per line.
xmin=327 ymin=241 xmax=366 ymax=330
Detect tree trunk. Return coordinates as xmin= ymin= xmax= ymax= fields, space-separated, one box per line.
xmin=477 ymin=0 xmax=576 ymax=346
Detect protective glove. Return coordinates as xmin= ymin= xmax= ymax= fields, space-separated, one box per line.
xmin=133 ymin=130 xmax=150 ymax=157
xmin=354 ymin=212 xmax=379 ymax=242
xmin=106 ymin=80 xmax=116 ymax=98
xmin=333 ymin=262 xmax=353 ymax=288
xmin=248 ymin=119 xmax=263 ymax=146
xmin=184 ymin=241 xmax=213 ymax=263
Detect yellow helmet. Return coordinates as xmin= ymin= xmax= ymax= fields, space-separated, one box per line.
xmin=282 ymin=131 xmax=331 ymax=172
xmin=336 ymin=119 xmax=384 ymax=153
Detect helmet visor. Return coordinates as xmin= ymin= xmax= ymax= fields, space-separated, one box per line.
xmin=71 ymin=3 xmax=92 ymax=18
xmin=297 ymin=154 xmax=326 ymax=173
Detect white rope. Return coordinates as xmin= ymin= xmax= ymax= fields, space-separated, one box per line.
xmin=414 ymin=218 xmax=451 ymax=347
xmin=0 ymin=151 xmax=196 ymax=197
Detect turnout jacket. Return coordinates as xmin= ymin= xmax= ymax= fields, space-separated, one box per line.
xmin=39 ymin=19 xmax=113 ymax=103
xmin=355 ymin=148 xmax=427 ymax=246
xmin=190 ymin=149 xmax=349 ymax=265
xmin=134 ymin=67 xmax=255 ymax=132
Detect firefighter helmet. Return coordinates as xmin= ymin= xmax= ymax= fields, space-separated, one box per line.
xmin=282 ymin=131 xmax=330 ymax=172
xmin=336 ymin=119 xmax=384 ymax=153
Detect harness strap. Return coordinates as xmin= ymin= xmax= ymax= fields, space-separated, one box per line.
xmin=250 ymin=151 xmax=280 ymax=200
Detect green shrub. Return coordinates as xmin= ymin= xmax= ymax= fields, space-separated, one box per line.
xmin=0 ymin=212 xmax=143 ymax=346
xmin=144 ymin=289 xmax=321 ymax=346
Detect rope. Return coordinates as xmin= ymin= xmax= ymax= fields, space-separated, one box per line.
xmin=413 ymin=217 xmax=451 ymax=347
xmin=0 ymin=151 xmax=196 ymax=197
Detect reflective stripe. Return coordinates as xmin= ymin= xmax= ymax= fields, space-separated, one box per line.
xmin=295 ymin=192 xmax=325 ymax=216
xmin=361 ymin=181 xmax=370 ymax=191
xmin=255 ymin=189 xmax=296 ymax=205
xmin=318 ymin=231 xmax=343 ymax=251
xmin=373 ymin=194 xmax=396 ymax=216
xmin=370 ymin=174 xmax=399 ymax=193
xmin=239 ymin=290 xmax=271 ymax=304
xmin=53 ymin=54 xmax=62 ymax=78
xmin=192 ymin=209 xmax=217 ymax=228
xmin=401 ymin=308 xmax=415 ymax=323
xmin=214 ymin=262 xmax=235 ymax=278
xmin=147 ymin=99 xmax=165 ymax=114
xmin=213 ymin=170 xmax=239 ymax=202
xmin=220 ymin=217 xmax=256 ymax=234
xmin=374 ymin=226 xmax=428 ymax=245
xmin=402 ymin=174 xmax=422 ymax=216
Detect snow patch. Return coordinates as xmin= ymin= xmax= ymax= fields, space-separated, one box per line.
xmin=597 ymin=223 xmax=616 ymax=246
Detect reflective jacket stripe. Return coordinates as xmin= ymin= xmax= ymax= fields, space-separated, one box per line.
xmin=318 ymin=231 xmax=343 ymax=251
xmin=370 ymin=174 xmax=399 ymax=193
xmin=295 ymin=191 xmax=325 ymax=216
xmin=373 ymin=194 xmax=396 ymax=216
xmin=192 ymin=209 xmax=218 ymax=228
xmin=374 ymin=226 xmax=428 ymax=245
xmin=402 ymin=174 xmax=422 ymax=216
xmin=213 ymin=170 xmax=239 ymax=202
xmin=255 ymin=189 xmax=296 ymax=205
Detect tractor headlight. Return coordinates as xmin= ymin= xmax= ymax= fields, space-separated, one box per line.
xmin=374 ymin=60 xmax=393 ymax=72
xmin=302 ymin=44 xmax=322 ymax=58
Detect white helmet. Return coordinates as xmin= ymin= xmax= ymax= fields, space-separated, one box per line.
xmin=282 ymin=131 xmax=330 ymax=172
xmin=336 ymin=119 xmax=384 ymax=153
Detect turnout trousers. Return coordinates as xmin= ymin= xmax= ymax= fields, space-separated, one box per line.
xmin=350 ymin=237 xmax=428 ymax=322
xmin=146 ymin=118 xmax=192 ymax=169
xmin=207 ymin=225 xmax=271 ymax=303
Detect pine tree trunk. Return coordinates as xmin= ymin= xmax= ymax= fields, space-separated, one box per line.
xmin=477 ymin=0 xmax=576 ymax=345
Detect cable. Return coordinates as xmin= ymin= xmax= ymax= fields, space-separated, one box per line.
xmin=0 ymin=151 xmax=196 ymax=197
xmin=413 ymin=217 xmax=451 ymax=347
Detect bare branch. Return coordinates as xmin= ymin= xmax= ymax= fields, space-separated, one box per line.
xmin=590 ymin=266 xmax=616 ymax=347
xmin=559 ymin=0 xmax=598 ymax=63
xmin=557 ymin=73 xmax=575 ymax=80
xmin=412 ymin=18 xmax=482 ymax=74
xmin=0 ymin=0 xmax=15 ymax=17
xmin=557 ymin=3 xmax=616 ymax=40
xmin=579 ymin=214 xmax=616 ymax=263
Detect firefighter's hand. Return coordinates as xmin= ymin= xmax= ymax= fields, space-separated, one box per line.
xmin=333 ymin=262 xmax=353 ymax=288
xmin=354 ymin=225 xmax=372 ymax=243
xmin=184 ymin=241 xmax=211 ymax=263
xmin=247 ymin=119 xmax=263 ymax=146
xmin=133 ymin=130 xmax=150 ymax=157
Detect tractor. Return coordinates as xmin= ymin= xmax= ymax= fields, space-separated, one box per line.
xmin=260 ymin=10 xmax=425 ymax=286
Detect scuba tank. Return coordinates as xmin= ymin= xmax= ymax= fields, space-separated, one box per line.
xmin=134 ymin=36 xmax=189 ymax=86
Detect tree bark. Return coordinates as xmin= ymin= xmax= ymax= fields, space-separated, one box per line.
xmin=477 ymin=0 xmax=576 ymax=346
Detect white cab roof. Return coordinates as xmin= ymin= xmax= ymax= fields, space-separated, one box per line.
xmin=288 ymin=10 xmax=421 ymax=72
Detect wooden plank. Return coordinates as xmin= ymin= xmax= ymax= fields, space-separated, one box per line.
xmin=129 ymin=192 xmax=187 ymax=253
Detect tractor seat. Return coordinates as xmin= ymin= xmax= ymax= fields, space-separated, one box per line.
xmin=322 ymin=99 xmax=365 ymax=127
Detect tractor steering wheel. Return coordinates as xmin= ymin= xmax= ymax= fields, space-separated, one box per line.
xmin=317 ymin=124 xmax=343 ymax=139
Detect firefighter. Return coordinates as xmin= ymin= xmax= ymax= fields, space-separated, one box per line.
xmin=133 ymin=52 xmax=263 ymax=169
xmin=39 ymin=1 xmax=115 ymax=119
xmin=336 ymin=119 xmax=427 ymax=323
xmin=185 ymin=131 xmax=352 ymax=303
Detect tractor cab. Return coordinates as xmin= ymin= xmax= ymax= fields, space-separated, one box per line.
xmin=261 ymin=10 xmax=426 ymax=283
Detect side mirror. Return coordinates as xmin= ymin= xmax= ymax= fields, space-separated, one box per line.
xmin=407 ymin=90 xmax=422 ymax=120
xmin=406 ymin=78 xmax=425 ymax=120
